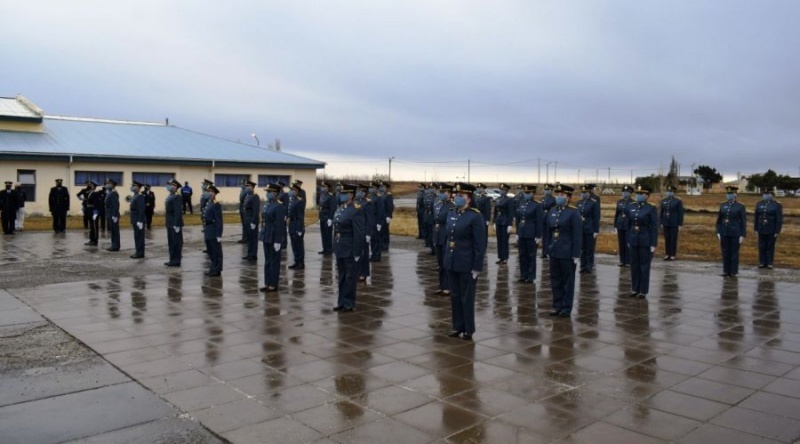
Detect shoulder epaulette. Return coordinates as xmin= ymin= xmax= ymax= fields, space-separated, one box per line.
xmin=647 ymin=202 xmax=656 ymax=207
xmin=568 ymin=205 xmax=577 ymax=209
xmin=774 ymin=200 xmax=782 ymax=205
xmin=354 ymin=203 xmax=361 ymax=209
xmin=387 ymin=192 xmax=392 ymax=195
xmin=469 ymin=208 xmax=481 ymax=214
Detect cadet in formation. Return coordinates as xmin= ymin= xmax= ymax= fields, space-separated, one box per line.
xmin=242 ymin=180 xmax=260 ymax=262
xmin=277 ymin=181 xmax=289 ymax=250
xmin=14 ymin=183 xmax=26 ymax=231
xmin=164 ymin=178 xmax=184 ymax=267
xmin=203 ymin=185 xmax=224 ymax=276
xmin=445 ymin=182 xmax=486 ymax=340
xmin=49 ymin=179 xmax=70 ymax=233
xmin=199 ymin=179 xmax=214 ymax=253
xmin=516 ymin=184 xmax=543 ymax=283
xmin=129 ymin=181 xmax=146 ymax=258
xmin=434 ymin=183 xmax=455 ymax=295
xmin=755 ymin=186 xmax=782 ymax=269
xmin=493 ymin=183 xmax=514 ymax=265
xmin=716 ymin=185 xmax=747 ymax=277
xmin=333 ymin=183 xmax=366 ymax=312
xmin=369 ymin=180 xmax=386 ymax=263
xmin=576 ymin=185 xmax=600 ymax=274
xmin=614 ymin=185 xmax=634 ymax=266
xmin=378 ymin=181 xmax=393 ymax=252
xmin=288 ymin=180 xmax=306 ymax=269
xmin=83 ymin=181 xmax=102 ymax=246
xmin=545 ymin=184 xmax=581 ymax=317
xmin=415 ymin=182 xmax=426 ymax=240
xmin=104 ymin=179 xmax=120 ymax=252
xmin=317 ymin=181 xmax=336 ymax=255
xmin=259 ymin=182 xmax=287 ymax=292
xmin=143 ymin=184 xmax=156 ymax=230
xmin=356 ymin=183 xmax=372 ymax=282
xmin=660 ymin=185 xmax=684 ymax=261
xmin=77 ymin=184 xmax=91 ymax=230
xmin=474 ymin=183 xmax=492 ymax=250
xmin=423 ymin=182 xmax=436 ymax=255
xmin=628 ymin=186 xmax=658 ymax=298
xmin=238 ymin=180 xmax=248 ymax=244
xmin=540 ymin=184 xmax=556 ymax=258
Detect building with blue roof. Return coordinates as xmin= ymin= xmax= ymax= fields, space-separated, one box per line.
xmin=0 ymin=96 xmax=324 ymax=215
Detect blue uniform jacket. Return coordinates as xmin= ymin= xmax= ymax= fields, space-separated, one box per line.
xmin=627 ymin=202 xmax=658 ymax=248
xmin=105 ymin=190 xmax=120 ymax=219
xmin=288 ymin=196 xmax=306 ymax=233
xmin=415 ymin=190 xmax=424 ymax=214
xmin=129 ymin=194 xmax=146 ymax=225
xmin=576 ymin=198 xmax=600 ymax=234
xmin=435 ymin=200 xmax=455 ymax=246
xmin=358 ymin=197 xmax=375 ymax=235
xmin=259 ymin=200 xmax=287 ymax=244
xmin=165 ymin=194 xmax=183 ymax=228
xmin=423 ymin=191 xmax=435 ymax=224
xmin=203 ymin=201 xmax=223 ymax=238
xmin=334 ymin=202 xmax=366 ymax=259
xmin=383 ymin=193 xmax=394 ymax=218
xmin=546 ymin=205 xmax=582 ymax=259
xmin=476 ymin=194 xmax=492 ymax=224
xmin=659 ymin=197 xmax=684 ymax=227
xmin=371 ymin=194 xmax=386 ymax=228
xmin=493 ymin=195 xmax=515 ymax=226
xmin=614 ymin=197 xmax=633 ymax=230
xmin=318 ymin=193 xmax=336 ymax=221
xmin=443 ymin=207 xmax=487 ymax=273
xmin=516 ymin=200 xmax=543 ymax=239
xmin=243 ymin=193 xmax=261 ymax=226
xmin=716 ymin=200 xmax=747 ymax=238
xmin=754 ymin=199 xmax=782 ymax=235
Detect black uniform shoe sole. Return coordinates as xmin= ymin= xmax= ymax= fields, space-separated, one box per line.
xmin=461 ymin=334 xmax=473 ymax=340
xmin=447 ymin=331 xmax=462 ymax=338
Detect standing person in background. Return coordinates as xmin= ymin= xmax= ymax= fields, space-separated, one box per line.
xmin=277 ymin=181 xmax=289 ymax=250
xmin=716 ymin=185 xmax=746 ymax=277
xmin=540 ymin=184 xmax=556 ymax=258
xmin=84 ymin=181 xmax=102 ymax=246
xmin=129 ymin=181 xmax=146 ymax=259
xmin=627 ymin=185 xmax=658 ymax=298
xmin=143 ymin=184 xmax=155 ymax=230
xmin=181 ymin=181 xmax=193 ymax=214
xmin=356 ymin=183 xmax=373 ymax=282
xmin=259 ymin=183 xmax=287 ymax=292
xmin=14 ymin=183 xmax=26 ymax=231
xmin=164 ymin=178 xmax=184 ymax=267
xmin=475 ymin=183 xmax=492 ymax=250
xmin=660 ymin=185 xmax=685 ymax=261
xmin=0 ymin=181 xmax=19 ymax=235
xmin=423 ymin=182 xmax=436 ymax=255
xmin=238 ymin=180 xmax=248 ymax=244
xmin=333 ymin=183 xmax=366 ymax=312
xmin=317 ymin=182 xmax=336 ymax=255
xmin=77 ymin=184 xmax=90 ymax=230
xmin=493 ymin=183 xmax=514 ymax=265
xmin=49 ymin=179 xmax=70 ymax=233
xmin=587 ymin=183 xmax=601 ymax=206
xmin=96 ymin=183 xmax=107 ymax=233
xmin=287 ymin=180 xmax=306 ymax=270
xmin=545 ymin=184 xmax=581 ymax=317
xmin=415 ymin=182 xmax=426 ymax=240
xmin=242 ymin=180 xmax=261 ymax=262
xmin=516 ymin=184 xmax=543 ymax=284
xmin=434 ymin=183 xmax=455 ymax=295
xmin=203 ymin=185 xmax=224 ymax=276
xmin=379 ymin=181 xmax=394 ymax=252
xmin=104 ymin=179 xmax=120 ymax=252
xmin=369 ymin=180 xmax=386 ymax=263
xmin=755 ymin=186 xmax=783 ymax=269
xmin=614 ymin=185 xmax=634 ymax=267
xmin=576 ymin=185 xmax=600 ymax=274
xmin=199 ymin=179 xmax=213 ymax=253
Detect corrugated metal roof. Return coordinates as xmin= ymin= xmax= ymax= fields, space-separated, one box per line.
xmin=0 ymin=116 xmax=324 ymax=168
xmin=0 ymin=97 xmax=42 ymax=120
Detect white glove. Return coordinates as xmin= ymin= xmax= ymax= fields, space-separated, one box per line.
xmin=297 ymin=231 xmax=302 ymax=236
xmin=739 ymin=236 xmax=744 ymax=244
xmin=506 ymin=226 xmax=512 ymax=234
xmin=614 ymin=228 xmax=618 ymax=234
xmin=486 ymin=221 xmax=490 ymax=227
xmin=92 ymin=214 xmax=98 ymax=221
xmin=377 ymin=224 xmax=382 ymax=232
xmin=354 ymin=256 xmax=360 ymax=262
xmin=386 ymin=217 xmax=391 ymax=223
xmin=535 ymin=238 xmax=541 ymax=244
xmin=678 ymin=226 xmax=682 ymax=231
xmin=573 ymin=258 xmax=579 ymax=265
xmin=136 ymin=222 xmax=143 ymax=230
xmin=216 ymin=237 xmax=222 ymax=243
xmin=650 ymin=246 xmax=656 ymax=253
xmin=174 ymin=226 xmax=180 ymax=233
xmin=327 ymin=219 xmax=332 ymax=227
xmin=273 ymin=243 xmax=280 ymax=251
xmin=250 ymin=223 xmax=256 ymax=230
xmin=775 ymin=233 xmax=779 ymax=238
xmin=717 ymin=233 xmax=721 ymax=240
xmin=471 ymin=270 xmax=479 ymax=280
xmin=593 ymin=233 xmax=598 ymax=239
xmin=366 ymin=235 xmax=371 ymax=242
xmin=112 ymin=217 xmax=118 ymax=223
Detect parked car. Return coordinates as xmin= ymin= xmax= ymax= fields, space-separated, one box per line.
xmin=485 ymin=188 xmax=503 ymax=200
xmin=776 ymin=190 xmax=786 ymax=198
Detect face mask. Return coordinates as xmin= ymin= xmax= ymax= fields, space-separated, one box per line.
xmin=379 ymin=186 xmax=386 ymax=193
xmin=245 ymin=188 xmax=253 ymax=195
xmin=763 ymin=194 xmax=772 ymax=200
xmin=524 ymin=193 xmax=533 ymax=201
xmin=339 ymin=194 xmax=350 ymax=203
xmin=581 ymin=193 xmax=589 ymax=200
xmin=202 ymin=192 xmax=210 ymax=199
xmin=636 ymin=194 xmax=647 ymax=203
xmin=368 ymin=187 xmax=376 ymax=194
xmin=726 ymin=193 xmax=735 ymax=200
xmin=265 ymin=192 xmax=274 ymax=201
xmin=555 ymin=196 xmax=567 ymax=206
xmin=544 ymin=190 xmax=552 ymax=196
xmin=166 ymin=185 xmax=174 ymax=193
xmin=104 ymin=185 xmax=112 ymax=191
xmin=130 ymin=186 xmax=138 ymax=193
xmin=335 ymin=185 xmax=342 ymax=192
xmin=665 ymin=191 xmax=674 ymax=198
xmin=622 ymin=191 xmax=631 ymax=199
xmin=356 ymin=190 xmax=365 ymax=199
xmin=454 ymin=196 xmax=467 ymax=207
xmin=439 ymin=192 xmax=448 ymax=201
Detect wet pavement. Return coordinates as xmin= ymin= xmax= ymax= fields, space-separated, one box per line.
xmin=2 ymin=225 xmax=800 ymax=443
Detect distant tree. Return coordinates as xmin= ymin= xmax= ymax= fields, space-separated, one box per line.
xmin=693 ymin=165 xmax=723 ymax=190
xmin=748 ymin=169 xmax=779 ymax=192
xmin=778 ymin=176 xmax=800 ymax=194
xmin=665 ymin=156 xmax=679 ymax=189
xmin=634 ymin=175 xmax=662 ymax=192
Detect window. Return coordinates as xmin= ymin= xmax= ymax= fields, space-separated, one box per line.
xmin=214 ymin=174 xmax=250 ymax=187
xmin=257 ymin=175 xmax=291 ymax=187
xmin=132 ymin=172 xmax=175 ymax=186
xmin=17 ymin=169 xmax=36 ymax=202
xmin=75 ymin=171 xmax=123 ymax=187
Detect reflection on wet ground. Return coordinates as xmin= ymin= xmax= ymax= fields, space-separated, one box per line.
xmin=5 ymin=226 xmax=800 ymax=443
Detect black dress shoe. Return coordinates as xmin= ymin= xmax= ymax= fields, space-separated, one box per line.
xmin=84 ymin=241 xmax=97 ymax=246
xmin=164 ymin=262 xmax=172 ymax=266
xmin=295 ymin=264 xmax=305 ymax=269
xmin=637 ymin=293 xmax=647 ymax=299
xmin=236 ymin=240 xmax=245 ymax=244
xmin=130 ymin=254 xmax=144 ymax=259
xmin=205 ymin=272 xmax=221 ymax=277
xmin=264 ymin=286 xmax=277 ymax=293
xmin=558 ymin=312 xmax=571 ymax=317
xmin=629 ymin=292 xmax=640 ymax=298
xmin=332 ymin=306 xmax=343 ymax=311
xmin=447 ymin=331 xmax=462 ymax=338
xmin=434 ymin=289 xmax=444 ymax=295
xmin=340 ymin=307 xmax=355 ymax=312
xmin=517 ymin=278 xmax=527 ymax=283
xmin=288 ymin=264 xmax=297 ymax=269
xmin=106 ymin=248 xmax=119 ymax=252
xmin=549 ymin=311 xmax=560 ymax=316
xmin=523 ymin=279 xmax=534 ymax=284
xmin=720 ymin=273 xmax=730 ymax=277
xmin=461 ymin=334 xmax=473 ymax=341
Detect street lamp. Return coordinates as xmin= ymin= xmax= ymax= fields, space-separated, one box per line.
xmin=388 ymin=156 xmax=395 ymax=181
xmin=251 ymin=133 xmax=260 ymax=147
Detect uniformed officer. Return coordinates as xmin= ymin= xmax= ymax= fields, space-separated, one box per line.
xmin=627 ymin=185 xmax=658 ymax=298
xmin=423 ymin=182 xmax=436 ymax=254
xmin=474 ymin=183 xmax=492 ymax=250
xmin=242 ymin=180 xmax=261 ymax=261
xmin=355 ymin=183 xmax=373 ymax=282
xmin=516 ymin=184 xmax=543 ymax=283
xmin=415 ymin=182 xmax=426 ymax=240
xmin=84 ymin=181 xmax=103 ymax=246
xmin=540 ymin=183 xmax=556 ymax=258
xmin=614 ymin=185 xmax=634 ymax=266
xmin=755 ymin=186 xmax=783 ymax=269
xmin=716 ymin=185 xmax=746 ymax=277
xmin=0 ymin=181 xmax=19 ymax=235
xmin=333 ymin=183 xmax=366 ymax=312
xmin=277 ymin=181 xmax=289 ymax=250
xmin=77 ymin=184 xmax=91 ymax=230
xmin=513 ymin=184 xmax=525 ymax=230
xmin=259 ymin=182 xmax=287 ymax=292
xmin=444 ymin=182 xmax=487 ymax=340
xmin=317 ymin=181 xmax=336 ymax=255
xmin=163 ymin=178 xmax=184 ymax=267
xmin=378 ymin=181 xmax=394 ymax=251
xmin=104 ymin=179 xmax=120 ymax=251
xmin=181 ymin=181 xmax=193 ymax=214
xmin=369 ymin=180 xmax=386 ymax=262
xmin=546 ymin=184 xmax=582 ymax=317
xmin=237 ymin=180 xmax=248 ymax=243
xmin=587 ymin=183 xmax=601 ymax=206
xmin=199 ymin=179 xmax=214 ymax=253
xmin=660 ymin=185 xmax=685 ymax=261
xmin=203 ymin=185 xmax=224 ymax=276
xmin=95 ymin=184 xmax=107 ymax=233
xmin=576 ymin=185 xmax=600 ymax=273
xmin=434 ymin=183 xmax=455 ymax=295
xmin=129 ymin=181 xmax=146 ymax=258
xmin=49 ymin=179 xmax=70 ymax=233
xmin=493 ymin=183 xmax=514 ymax=265
xmin=143 ymin=184 xmax=156 ymax=230
xmin=287 ymin=180 xmax=306 ymax=269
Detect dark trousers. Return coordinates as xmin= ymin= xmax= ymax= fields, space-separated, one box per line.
xmin=417 ymin=213 xmax=425 ymax=238
xmin=240 ymin=213 xmax=248 ymax=242
xmin=359 ymin=240 xmax=370 ymax=277
xmin=89 ymin=215 xmax=99 ymax=243
xmin=758 ymin=233 xmax=777 ymax=266
xmin=82 ymin=209 xmax=90 ymax=229
xmin=720 ymin=235 xmax=741 ymax=275
xmin=108 ymin=217 xmax=120 ymax=249
xmin=448 ymin=270 xmax=476 ymax=334
xmin=630 ymin=246 xmax=653 ymax=294
xmin=382 ymin=222 xmax=390 ymax=250
xmin=320 ymin=221 xmax=333 ymax=253
xmin=550 ymin=257 xmax=576 ymax=314
xmin=246 ymin=224 xmax=259 ymax=258
xmin=336 ymin=256 xmax=357 ymax=309
xmin=541 ymin=226 xmax=550 ymax=258
xmin=436 ymin=244 xmax=448 ymax=290
xmin=496 ymin=224 xmax=510 ymax=260
xmin=145 ymin=210 xmax=154 ymax=229
xmin=133 ymin=224 xmax=145 ymax=256
xmin=167 ymin=226 xmax=183 ymax=265
xmin=424 ymin=222 xmax=434 ymax=249
xmin=519 ymin=237 xmax=538 ymax=280
xmin=290 ymin=230 xmax=305 ymax=265
xmin=263 ymin=242 xmax=281 ymax=287
xmin=617 ymin=229 xmax=630 ymax=265
xmin=484 ymin=223 xmax=489 ymax=251
xmin=53 ymin=211 xmax=67 ymax=232
xmin=1 ymin=214 xmax=15 ymax=234
xmin=182 ymin=195 xmax=192 ymax=214
xmin=580 ymin=233 xmax=596 ymax=272
xmin=205 ymin=235 xmax=223 ymax=274
xmin=663 ymin=226 xmax=679 ymax=257
xmin=370 ymin=232 xmax=382 ymax=261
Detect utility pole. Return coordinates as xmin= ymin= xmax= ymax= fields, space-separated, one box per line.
xmin=608 ymin=167 xmax=611 ymax=185
xmin=577 ymin=169 xmax=581 ymax=183
xmin=554 ymin=161 xmax=559 ymax=182
xmin=630 ymin=170 xmax=633 ymax=184
xmin=388 ymin=156 xmax=395 ymax=181
xmin=537 ymin=158 xmax=541 ymax=184
xmin=467 ymin=159 xmax=471 ymax=182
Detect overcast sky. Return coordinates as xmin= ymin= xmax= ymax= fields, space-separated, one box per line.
xmin=3 ymin=1 xmax=800 ymax=182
